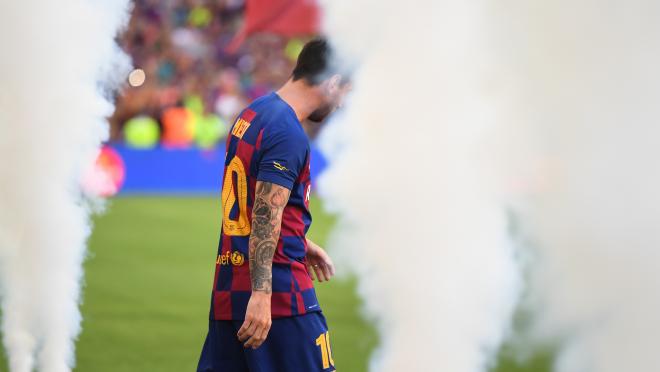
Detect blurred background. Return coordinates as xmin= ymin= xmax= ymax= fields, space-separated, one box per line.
xmin=0 ymin=0 xmax=555 ymax=371
xmin=98 ymin=0 xmax=327 ymax=196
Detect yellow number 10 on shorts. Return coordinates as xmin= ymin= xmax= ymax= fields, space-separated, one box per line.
xmin=316 ymin=331 xmax=335 ymax=369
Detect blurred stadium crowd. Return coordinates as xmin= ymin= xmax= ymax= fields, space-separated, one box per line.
xmin=110 ymin=0 xmax=313 ymax=148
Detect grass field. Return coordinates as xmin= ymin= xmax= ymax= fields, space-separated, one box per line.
xmin=0 ymin=196 xmax=551 ymax=371
xmin=74 ymin=196 xmax=378 ymax=372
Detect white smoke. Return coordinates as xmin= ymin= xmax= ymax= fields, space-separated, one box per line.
xmin=323 ymin=0 xmax=660 ymax=372
xmin=0 ymin=1 xmax=131 ymax=371
xmin=320 ymin=1 xmax=522 ymax=371
xmin=491 ymin=1 xmax=660 ymax=372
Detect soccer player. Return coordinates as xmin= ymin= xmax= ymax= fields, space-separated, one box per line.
xmin=197 ymin=39 xmax=350 ymax=372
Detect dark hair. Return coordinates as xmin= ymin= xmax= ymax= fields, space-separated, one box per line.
xmin=291 ymin=38 xmax=337 ymax=85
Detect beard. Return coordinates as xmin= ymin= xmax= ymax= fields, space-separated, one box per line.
xmin=308 ymin=104 xmax=334 ymax=123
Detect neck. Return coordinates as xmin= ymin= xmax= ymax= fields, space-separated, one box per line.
xmin=276 ymin=79 xmax=320 ymax=122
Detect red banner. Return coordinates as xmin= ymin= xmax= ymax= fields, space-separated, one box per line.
xmin=228 ymin=0 xmax=320 ymax=52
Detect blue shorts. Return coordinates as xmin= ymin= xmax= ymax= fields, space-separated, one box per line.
xmin=197 ymin=312 xmax=336 ymax=372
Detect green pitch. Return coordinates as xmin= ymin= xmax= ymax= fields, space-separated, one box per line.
xmin=0 ymin=196 xmax=550 ymax=372
xmin=72 ymin=196 xmax=377 ymax=372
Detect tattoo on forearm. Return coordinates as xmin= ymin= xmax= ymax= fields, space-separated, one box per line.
xmin=249 ymin=182 xmax=289 ymax=293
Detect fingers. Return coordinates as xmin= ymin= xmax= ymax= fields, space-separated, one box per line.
xmin=308 ymin=261 xmax=336 ymax=282
xmin=307 ymin=264 xmax=317 ymax=281
xmin=241 ymin=319 xmax=272 ymax=349
xmin=313 ymin=264 xmax=326 ymax=282
xmin=247 ymin=326 xmax=270 ymax=349
xmin=237 ymin=319 xmax=255 ymax=342
xmin=321 ymin=263 xmax=333 ymax=281
xmin=325 ymin=257 xmax=336 ymax=278
xmin=308 ymin=263 xmax=324 ymax=281
xmin=238 ymin=314 xmax=271 ymax=349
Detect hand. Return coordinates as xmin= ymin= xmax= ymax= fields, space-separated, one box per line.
xmin=306 ymin=240 xmax=336 ymax=282
xmin=237 ymin=292 xmax=272 ymax=349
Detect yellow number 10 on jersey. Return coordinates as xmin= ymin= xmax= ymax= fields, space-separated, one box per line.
xmin=316 ymin=331 xmax=335 ymax=369
xmin=221 ymin=157 xmax=251 ymax=236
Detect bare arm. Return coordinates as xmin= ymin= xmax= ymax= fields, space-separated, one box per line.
xmin=237 ymin=181 xmax=290 ymax=349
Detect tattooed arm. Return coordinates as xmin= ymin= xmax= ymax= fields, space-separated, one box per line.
xmin=248 ymin=181 xmax=290 ymax=292
xmin=237 ymin=181 xmax=290 ymax=349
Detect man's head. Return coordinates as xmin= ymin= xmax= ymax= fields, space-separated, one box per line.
xmin=291 ymin=38 xmax=350 ymax=123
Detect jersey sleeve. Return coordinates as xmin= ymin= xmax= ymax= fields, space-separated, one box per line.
xmin=257 ymin=125 xmax=307 ymax=190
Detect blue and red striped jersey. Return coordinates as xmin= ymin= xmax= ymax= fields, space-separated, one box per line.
xmin=210 ymin=92 xmax=319 ymax=320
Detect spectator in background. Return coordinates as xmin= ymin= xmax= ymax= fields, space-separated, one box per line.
xmin=110 ymin=0 xmax=310 ymax=149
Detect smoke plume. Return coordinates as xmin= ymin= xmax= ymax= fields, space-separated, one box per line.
xmin=320 ymin=1 xmax=522 ymax=371
xmin=491 ymin=1 xmax=660 ymax=371
xmin=0 ymin=1 xmax=130 ymax=371
xmin=322 ymin=0 xmax=660 ymax=372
